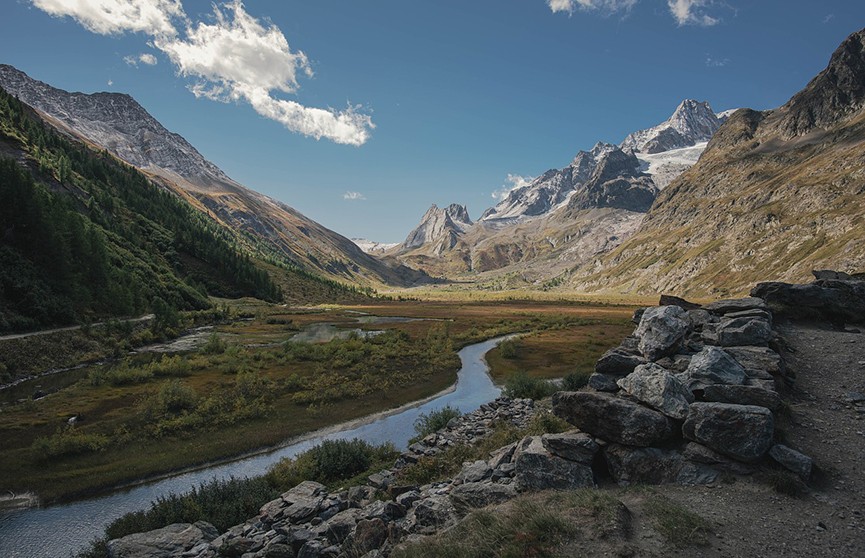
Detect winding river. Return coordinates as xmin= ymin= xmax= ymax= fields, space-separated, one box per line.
xmin=0 ymin=335 xmax=509 ymax=558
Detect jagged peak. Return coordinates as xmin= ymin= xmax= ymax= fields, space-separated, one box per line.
xmin=775 ymin=27 xmax=865 ymax=137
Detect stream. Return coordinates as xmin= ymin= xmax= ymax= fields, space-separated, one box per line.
xmin=0 ymin=335 xmax=509 ymax=558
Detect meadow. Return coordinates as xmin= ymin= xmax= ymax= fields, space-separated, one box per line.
xmin=0 ymin=297 xmax=636 ymax=502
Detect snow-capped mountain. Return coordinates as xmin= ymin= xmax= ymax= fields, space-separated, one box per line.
xmin=479 ymin=99 xmax=728 ymax=223
xmin=621 ymin=99 xmax=725 ymax=154
xmin=401 ymin=204 xmax=473 ymax=254
xmin=480 ymin=142 xmax=616 ymax=221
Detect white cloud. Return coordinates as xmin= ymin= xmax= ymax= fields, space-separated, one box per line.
xmin=705 ymin=55 xmax=729 ymax=67
xmin=547 ymin=0 xmax=638 ymax=15
xmin=546 ymin=0 xmax=724 ymax=26
xmin=107 ymin=79 xmax=114 ymax=86
xmin=31 ymin=0 xmax=374 ymax=146
xmin=823 ymin=14 xmax=834 ymax=24
xmin=667 ymin=0 xmax=719 ymax=26
xmin=124 ymin=52 xmax=158 ymax=66
xmin=343 ymin=191 xmax=366 ymax=201
xmin=32 ymin=0 xmax=184 ymax=37
xmin=491 ymin=173 xmax=535 ymax=201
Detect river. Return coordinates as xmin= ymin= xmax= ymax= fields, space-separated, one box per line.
xmin=0 ymin=335 xmax=509 ymax=558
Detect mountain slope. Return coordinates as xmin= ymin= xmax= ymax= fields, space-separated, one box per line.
xmin=571 ymin=28 xmax=865 ymax=297
xmin=0 ymin=65 xmax=425 ymax=288
xmin=621 ymin=99 xmax=724 ymax=154
xmin=0 ymin=86 xmax=282 ymax=332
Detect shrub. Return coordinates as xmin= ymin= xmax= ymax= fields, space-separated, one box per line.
xmin=503 ymin=370 xmax=558 ymax=400
xmin=498 ymin=339 xmax=519 ymax=359
xmin=201 ymin=332 xmax=226 ymax=355
xmin=266 ymin=439 xmax=399 ymax=490
xmin=561 ymin=371 xmax=589 ymax=391
xmin=412 ymin=405 xmax=461 ymax=443
xmin=32 ymin=428 xmax=110 ymax=459
xmin=153 ymin=380 xmax=198 ymax=414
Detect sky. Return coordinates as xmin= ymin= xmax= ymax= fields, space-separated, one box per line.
xmin=2 ymin=1 xmax=864 ymax=243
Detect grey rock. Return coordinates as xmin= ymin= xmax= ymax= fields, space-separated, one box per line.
xmin=595 ymin=347 xmax=646 ymax=376
xmin=219 ymin=536 xmax=256 ymax=557
xmin=347 ymin=486 xmax=376 ymax=507
xmin=632 ymin=308 xmax=646 ymax=324
xmin=715 ymin=317 xmax=772 ymax=347
xmin=449 ymin=482 xmax=518 ymax=512
xmin=553 ymin=391 xmax=674 ymax=446
xmin=512 ymin=436 xmax=595 ymax=491
xmin=604 ymin=444 xmax=719 ymax=486
xmin=681 ymin=346 xmax=747 ymax=391
xmin=348 ymin=518 xmax=388 ymax=555
xmin=395 ymin=490 xmax=421 ymax=509
xmin=487 ymin=442 xmax=516 ymax=469
xmin=654 ymin=354 xmax=692 ymax=374
xmin=541 ymin=431 xmax=599 ymax=464
xmin=723 ymin=346 xmax=783 ymax=376
xmin=704 ymin=297 xmax=768 ymax=314
xmin=260 ymin=543 xmax=295 ymax=558
xmin=635 ymin=305 xmax=691 ymax=360
xmin=457 ymin=460 xmax=492 ymax=483
xmin=412 ymin=496 xmax=457 ymax=530
xmin=617 ymin=363 xmax=694 ymax=420
xmin=752 ymin=279 xmax=865 ymax=326
xmin=725 ymin=308 xmax=773 ymax=322
xmin=683 ymin=442 xmax=755 ymax=475
xmin=588 ymin=373 xmax=620 ymax=392
xmin=297 ymin=540 xmax=328 ymax=558
xmin=769 ymin=444 xmax=813 ymax=479
xmin=703 ymin=384 xmax=781 ymax=411
xmin=319 ymin=509 xmax=363 ymax=544
xmin=687 ymin=309 xmax=716 ymax=329
xmin=107 ymin=522 xmax=218 ymax=558
xmin=282 ymin=482 xmax=326 ymax=524
xmin=682 ymin=402 xmax=774 ymax=462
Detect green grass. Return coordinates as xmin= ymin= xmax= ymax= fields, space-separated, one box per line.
xmin=639 ymin=490 xmax=711 ymax=547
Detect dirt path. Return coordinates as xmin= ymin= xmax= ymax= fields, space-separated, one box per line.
xmin=651 ymin=322 xmax=865 ymax=557
xmin=0 ymin=314 xmax=154 ymax=342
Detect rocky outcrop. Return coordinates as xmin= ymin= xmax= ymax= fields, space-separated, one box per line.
xmin=400 ymin=204 xmax=473 ymax=253
xmin=621 ymin=99 xmax=724 ymax=154
xmin=107 ymin=521 xmax=219 ymax=558
xmin=752 ymin=273 xmax=865 ymax=325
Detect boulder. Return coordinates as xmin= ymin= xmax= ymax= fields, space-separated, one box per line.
xmin=412 ymin=496 xmax=457 ymax=531
xmin=682 ymin=403 xmax=774 ymax=462
xmin=681 ymin=347 xmax=747 ymax=391
xmin=752 ymin=279 xmax=865 ymax=325
xmin=714 ymin=316 xmax=772 ymax=347
xmin=107 ymin=521 xmax=218 ymax=558
xmin=512 ymin=436 xmax=594 ymax=491
xmin=595 ymin=347 xmax=646 ymax=376
xmin=723 ymin=346 xmax=783 ymax=377
xmin=456 ymin=460 xmax=492 ymax=483
xmin=487 ymin=442 xmax=516 ymax=469
xmin=588 ymin=372 xmax=620 ymax=392
xmin=349 ymin=518 xmax=388 ymax=555
xmin=682 ymin=442 xmax=755 ymax=475
xmin=541 ymin=431 xmax=599 ymax=464
xmin=553 ymin=392 xmax=674 ymax=447
xmin=654 ymin=354 xmax=692 ymax=374
xmin=634 ymin=305 xmax=691 ymax=360
xmin=704 ymin=297 xmax=768 ymax=314
xmin=449 ymin=482 xmax=518 ymax=512
xmin=261 ymin=543 xmax=295 ymax=558
xmin=659 ymin=294 xmax=701 ymax=310
xmin=283 ymin=482 xmax=327 ymax=524
xmin=616 ymin=363 xmax=694 ymax=420
xmin=319 ymin=509 xmax=363 ymax=544
xmin=702 ymin=384 xmax=781 ymax=411
xmin=769 ymin=444 xmax=813 ymax=479
xmin=604 ymin=444 xmax=719 ymax=486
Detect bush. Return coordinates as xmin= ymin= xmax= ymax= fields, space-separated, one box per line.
xmin=498 ymin=339 xmax=519 ymax=359
xmin=412 ymin=405 xmax=461 ymax=443
xmin=201 ymin=332 xmax=226 ymax=355
xmin=561 ymin=371 xmax=590 ymax=391
xmin=503 ymin=370 xmax=558 ymax=400
xmin=266 ymin=439 xmax=399 ymax=489
xmin=152 ymin=380 xmax=198 ymax=414
xmin=32 ymin=427 xmax=110 ymax=459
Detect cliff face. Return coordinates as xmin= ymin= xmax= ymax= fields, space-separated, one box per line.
xmin=571 ymin=28 xmax=865 ymax=297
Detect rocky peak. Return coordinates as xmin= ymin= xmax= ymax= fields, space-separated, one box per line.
xmin=567 ymin=146 xmax=658 ymax=213
xmin=0 ymin=64 xmax=228 ymax=187
xmin=401 ymin=203 xmax=472 ymax=251
xmin=775 ymin=27 xmax=865 ymax=138
xmin=621 ymin=99 xmax=723 ymax=154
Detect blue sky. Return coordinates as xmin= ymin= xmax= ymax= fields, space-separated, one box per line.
xmin=2 ymin=1 xmax=864 ymax=242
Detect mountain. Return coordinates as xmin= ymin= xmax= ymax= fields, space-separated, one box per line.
xmin=392 ymin=99 xmax=726 ymax=280
xmin=571 ymin=28 xmax=865 ymax=297
xmin=621 ymin=99 xmax=725 ymax=154
xmin=0 ymin=86 xmax=287 ymax=332
xmin=351 ymin=239 xmax=399 ymax=254
xmin=0 ymin=65 xmax=426 ymax=288
xmin=400 ymin=204 xmax=473 ymax=254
